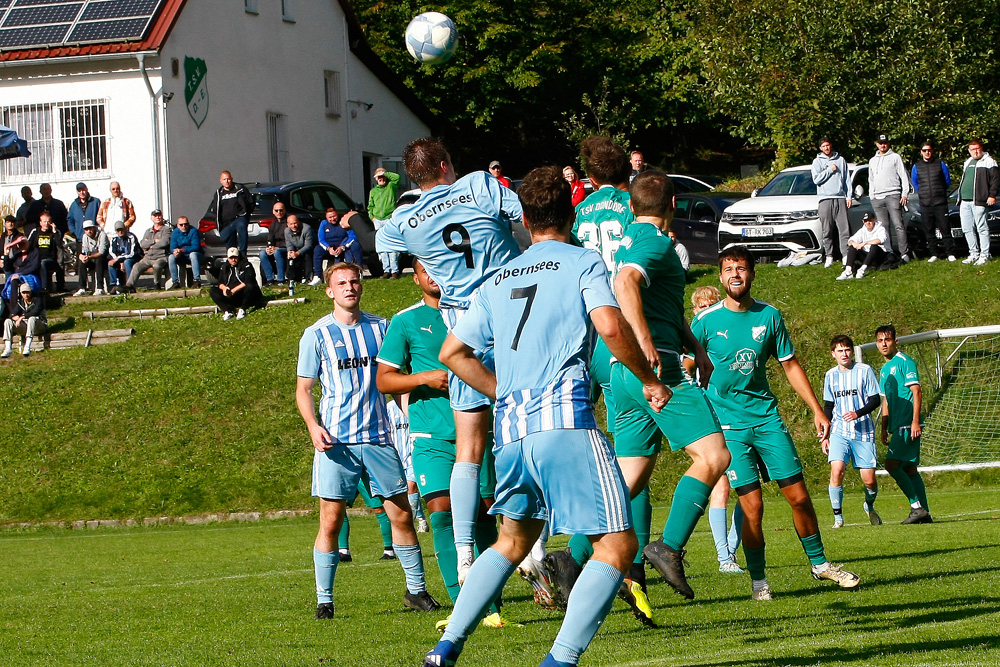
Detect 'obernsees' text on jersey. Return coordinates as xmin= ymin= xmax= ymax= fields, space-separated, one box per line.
xmin=573 ymin=185 xmax=633 ymax=271
xmin=297 ymin=312 xmax=391 ymax=445
xmin=452 ymin=241 xmax=617 ymax=445
xmin=823 ymin=362 xmax=879 ymax=440
xmin=376 ymin=171 xmax=522 ymax=309
xmin=879 ymin=352 xmax=920 ymax=432
xmin=375 ymin=300 xmax=456 ymax=442
xmin=691 ymin=299 xmax=795 ymax=427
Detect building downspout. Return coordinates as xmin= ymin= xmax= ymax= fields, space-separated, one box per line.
xmin=137 ymin=53 xmax=163 ymax=212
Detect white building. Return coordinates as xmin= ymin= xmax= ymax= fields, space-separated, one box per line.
xmin=0 ymin=0 xmax=433 ymax=236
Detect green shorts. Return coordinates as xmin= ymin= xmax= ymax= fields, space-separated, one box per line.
xmin=887 ymin=427 xmax=921 ymax=465
xmin=349 ymin=481 xmax=384 ymax=509
xmin=610 ymin=363 xmax=722 ymax=457
xmin=411 ymin=437 xmax=497 ymax=499
xmin=724 ymin=417 xmax=800 ymax=487
xmin=589 ymin=338 xmax=616 ymax=434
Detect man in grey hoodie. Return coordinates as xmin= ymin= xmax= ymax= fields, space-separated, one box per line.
xmin=811 ymin=138 xmax=852 ymax=267
xmin=868 ymin=134 xmax=912 ymax=261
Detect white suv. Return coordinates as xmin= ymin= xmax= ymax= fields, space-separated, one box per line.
xmin=718 ymin=164 xmax=870 ymax=260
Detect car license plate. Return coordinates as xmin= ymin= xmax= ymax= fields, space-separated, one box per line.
xmin=742 ymin=227 xmax=773 ymax=238
xmin=951 ymin=228 xmax=963 ymax=238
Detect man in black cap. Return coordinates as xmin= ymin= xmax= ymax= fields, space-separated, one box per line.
xmin=868 ymin=134 xmax=912 ymax=261
xmin=837 ymin=212 xmax=892 ymax=280
xmin=67 ymin=182 xmax=100 ymax=242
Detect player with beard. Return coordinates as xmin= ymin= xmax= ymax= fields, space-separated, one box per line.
xmin=690 ymin=246 xmax=860 ymax=600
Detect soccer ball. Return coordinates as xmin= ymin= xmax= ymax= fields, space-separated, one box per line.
xmin=405 ymin=12 xmax=457 ymax=65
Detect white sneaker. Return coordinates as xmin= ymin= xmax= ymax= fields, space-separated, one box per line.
xmin=94 ymin=289 xmax=105 ymax=296
xmin=73 ymin=288 xmax=87 ymax=296
xmin=811 ymin=562 xmax=860 ymax=588
xmin=901 ymin=253 xmax=911 ymax=263
xmin=21 ymin=339 xmax=31 ymax=356
xmin=1 ymin=343 xmax=11 ymax=358
xmin=975 ymin=255 xmax=990 ymax=266
xmin=832 ymin=517 xmax=844 ymax=529
xmin=836 ymin=268 xmax=853 ymax=281
xmin=164 ymin=278 xmax=175 ymax=290
xmin=751 ymin=581 xmax=773 ymax=601
xmin=856 ymin=267 xmax=866 ymax=279
xmin=927 ymin=255 xmax=938 ymax=263
xmin=948 ymin=255 xmax=957 ymax=262
xmin=416 ymin=517 xmax=429 ymax=533
xmin=308 ymin=275 xmax=322 ymax=286
xmin=824 ymin=256 xmax=834 ymax=268
xmin=236 ymin=308 xmax=246 ymax=320
xmin=963 ymin=254 xmax=978 ymax=264
xmin=456 ymin=545 xmax=475 ymax=585
xmin=222 ymin=311 xmax=234 ymax=321
xmin=719 ymin=558 xmax=745 ymax=574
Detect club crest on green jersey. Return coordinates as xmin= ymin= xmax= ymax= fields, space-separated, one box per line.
xmin=752 ymin=325 xmax=767 ymax=342
xmin=731 ymin=348 xmax=758 ymax=375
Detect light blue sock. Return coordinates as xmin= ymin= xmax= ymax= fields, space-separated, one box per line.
xmin=409 ymin=492 xmax=425 ymax=521
xmin=394 ymin=543 xmax=426 ymax=594
xmin=313 ymin=548 xmax=339 ymax=604
xmin=728 ymin=502 xmax=743 ymax=555
xmin=550 ymin=559 xmax=624 ymax=665
xmin=450 ymin=462 xmax=481 ymax=547
xmin=442 ymin=548 xmax=515 ymax=645
xmin=829 ymin=485 xmax=844 ymax=515
xmin=864 ymin=484 xmax=878 ymax=511
xmin=708 ymin=507 xmax=730 ymax=562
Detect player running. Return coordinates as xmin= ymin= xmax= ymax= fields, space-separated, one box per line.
xmin=424 ymin=166 xmax=669 ymax=667
xmin=876 ymin=325 xmax=932 ymax=524
xmin=376 ymin=138 xmax=522 ymax=583
xmin=376 ymin=259 xmax=514 ymax=626
xmin=296 ymin=262 xmax=439 ymax=619
xmin=691 ymin=247 xmax=860 ymax=601
xmin=823 ymin=334 xmax=883 ymax=528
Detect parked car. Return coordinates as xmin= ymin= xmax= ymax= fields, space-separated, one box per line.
xmin=672 ymin=193 xmax=749 ymax=264
xmin=669 ymin=174 xmax=716 ymax=193
xmin=199 ymin=180 xmax=384 ymax=277
xmin=718 ymin=164 xmax=921 ymax=261
xmin=905 ymin=189 xmax=1000 ymax=258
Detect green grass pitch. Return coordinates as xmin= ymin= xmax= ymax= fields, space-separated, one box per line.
xmin=4 ymin=489 xmax=999 ymax=667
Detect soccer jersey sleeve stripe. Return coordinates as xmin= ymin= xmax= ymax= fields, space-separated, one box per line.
xmin=620 ymin=262 xmax=650 ymax=286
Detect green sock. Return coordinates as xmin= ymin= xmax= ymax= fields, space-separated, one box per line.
xmin=909 ymin=472 xmax=929 ymax=512
xmin=631 ymin=486 xmax=652 ymax=564
xmin=744 ymin=545 xmax=766 ymax=580
xmin=337 ymin=515 xmax=350 ymax=550
xmin=662 ymin=476 xmax=712 ymax=551
xmin=863 ymin=485 xmax=878 ymax=510
xmin=888 ymin=467 xmax=919 ymax=505
xmin=799 ymin=533 xmax=826 ymax=566
xmin=474 ymin=514 xmax=502 ymax=614
xmin=430 ymin=511 xmax=461 ymax=602
xmin=376 ymin=511 xmax=393 ymax=549
xmin=568 ymin=533 xmax=594 ymax=566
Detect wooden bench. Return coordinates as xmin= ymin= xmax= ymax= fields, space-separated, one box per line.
xmin=19 ymin=328 xmax=136 ymax=351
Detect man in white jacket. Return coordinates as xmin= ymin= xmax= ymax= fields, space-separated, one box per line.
xmin=868 ymin=134 xmax=911 ymax=262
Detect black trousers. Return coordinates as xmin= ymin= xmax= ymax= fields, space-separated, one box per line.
xmin=844 ymin=245 xmax=886 ymax=272
xmin=920 ymin=203 xmax=955 ymax=258
xmin=78 ymin=257 xmax=107 ymax=291
xmin=210 ymin=285 xmax=262 ymax=313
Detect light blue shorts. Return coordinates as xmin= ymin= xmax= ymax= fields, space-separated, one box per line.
xmin=827 ymin=433 xmax=877 ymax=469
xmin=490 ymin=428 xmax=632 ymax=537
xmin=441 ymin=303 xmax=495 ymax=411
xmin=312 ymin=443 xmax=407 ymax=501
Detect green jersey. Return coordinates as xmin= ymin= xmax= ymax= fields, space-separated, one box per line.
xmin=573 ymin=185 xmax=634 ymax=271
xmin=375 ymin=300 xmax=456 ymax=441
xmin=690 ymin=299 xmax=795 ymax=427
xmin=613 ymin=221 xmax=687 ymax=383
xmin=960 ymin=159 xmax=978 ymax=201
xmin=879 ymin=352 xmax=919 ymax=432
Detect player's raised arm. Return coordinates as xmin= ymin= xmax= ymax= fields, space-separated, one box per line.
xmin=780 ymin=356 xmax=831 ymax=441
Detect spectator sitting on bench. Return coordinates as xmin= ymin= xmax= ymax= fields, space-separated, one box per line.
xmin=75 ymin=220 xmax=109 ymax=296
xmin=285 ymin=214 xmax=315 ymax=284
xmin=126 ymin=210 xmax=171 ymax=291
xmin=258 ymin=202 xmax=289 ymax=285
xmin=309 ymin=208 xmax=359 ymax=286
xmin=3 ymin=215 xmax=19 ymax=277
xmin=167 ymin=216 xmax=204 ymax=290
xmin=108 ymin=221 xmax=142 ymax=295
xmin=35 ymin=213 xmax=65 ymax=293
xmin=9 ymin=234 xmax=40 ymax=286
xmin=3 ymin=281 xmax=46 ymax=358
xmin=211 ymin=247 xmax=263 ymax=321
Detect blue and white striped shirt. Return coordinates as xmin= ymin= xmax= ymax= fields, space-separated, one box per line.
xmin=297 ymin=312 xmax=392 ymax=445
xmin=452 ymin=241 xmax=617 ymax=446
xmin=823 ymin=361 xmax=879 ymax=441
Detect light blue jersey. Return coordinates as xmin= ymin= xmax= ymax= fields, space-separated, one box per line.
xmin=376 ymin=171 xmax=523 ymax=308
xmin=452 ymin=241 xmax=618 ymax=445
xmin=297 ymin=312 xmax=392 ymax=445
xmin=823 ymin=362 xmax=879 ymax=441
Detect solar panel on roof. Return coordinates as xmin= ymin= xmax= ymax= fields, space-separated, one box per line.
xmin=81 ymin=0 xmax=159 ymax=21
xmin=68 ymin=16 xmax=147 ymax=43
xmin=0 ymin=22 xmax=69 ymax=48
xmin=3 ymin=3 xmax=81 ymax=27
xmin=11 ymin=0 xmax=66 ymax=6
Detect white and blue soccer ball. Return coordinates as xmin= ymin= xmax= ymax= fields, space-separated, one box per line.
xmin=405 ymin=12 xmax=457 ymax=65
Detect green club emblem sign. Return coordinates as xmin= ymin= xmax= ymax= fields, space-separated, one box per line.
xmin=184 ymin=56 xmax=209 ymax=128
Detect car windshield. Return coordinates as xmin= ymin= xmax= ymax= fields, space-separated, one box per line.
xmin=757 ymin=172 xmax=817 ymax=196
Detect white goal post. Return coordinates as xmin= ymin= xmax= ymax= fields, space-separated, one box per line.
xmin=856 ymin=325 xmax=1000 ymax=473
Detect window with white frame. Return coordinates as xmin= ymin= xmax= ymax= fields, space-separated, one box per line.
xmin=266 ymin=112 xmax=289 ymax=181
xmin=1 ymin=99 xmax=109 ymax=184
xmin=324 ymin=71 xmax=342 ymax=117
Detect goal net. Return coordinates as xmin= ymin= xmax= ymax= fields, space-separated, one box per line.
xmin=856 ymin=325 xmax=1000 ymax=472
